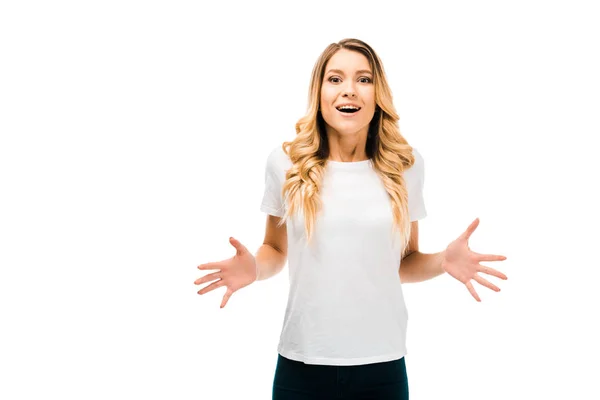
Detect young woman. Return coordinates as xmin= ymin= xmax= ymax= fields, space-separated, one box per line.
xmin=195 ymin=38 xmax=508 ymax=399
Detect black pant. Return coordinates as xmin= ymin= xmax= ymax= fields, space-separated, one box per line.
xmin=272 ymin=354 xmax=409 ymax=399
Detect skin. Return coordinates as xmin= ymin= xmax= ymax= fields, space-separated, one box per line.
xmin=195 ymin=50 xmax=508 ymax=308
xmin=320 ymin=48 xmax=376 ymax=162
xmin=401 ymin=218 xmax=508 ymax=302
xmin=318 ymin=50 xmax=508 ymax=301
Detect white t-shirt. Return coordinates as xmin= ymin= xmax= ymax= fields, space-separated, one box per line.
xmin=260 ymin=144 xmax=427 ymax=366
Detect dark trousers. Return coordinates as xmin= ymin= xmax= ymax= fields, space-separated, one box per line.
xmin=272 ymin=354 xmax=409 ymax=399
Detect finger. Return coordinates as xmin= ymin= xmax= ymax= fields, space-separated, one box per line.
xmin=473 ymin=274 xmax=501 ymax=292
xmin=477 ymin=264 xmax=507 ymax=280
xmin=198 ymin=261 xmax=224 ymax=271
xmin=229 ymin=236 xmax=247 ymax=255
xmin=465 ymin=281 xmax=481 ymax=302
xmin=473 ymin=252 xmax=507 ymax=262
xmin=462 ymin=217 xmax=480 ymax=240
xmin=220 ymin=288 xmax=234 ymax=309
xmin=198 ymin=279 xmax=225 ymax=295
xmin=194 ymin=272 xmax=220 ymax=285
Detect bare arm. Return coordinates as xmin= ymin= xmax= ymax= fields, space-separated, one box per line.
xmin=255 ymin=214 xmax=288 ymax=281
xmin=255 ymin=244 xmax=287 ymax=281
xmin=398 ymin=220 xmax=446 ymax=284
xmin=400 ymin=250 xmax=446 ymax=283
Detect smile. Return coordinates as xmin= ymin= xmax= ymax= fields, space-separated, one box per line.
xmin=335 ymin=105 xmax=361 ymax=114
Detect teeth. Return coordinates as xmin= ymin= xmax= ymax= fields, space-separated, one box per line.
xmin=337 ymin=105 xmax=360 ymax=110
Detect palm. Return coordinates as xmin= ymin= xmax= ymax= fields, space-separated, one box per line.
xmin=195 ymin=237 xmax=257 ymax=309
xmin=442 ymin=218 xmax=508 ymax=302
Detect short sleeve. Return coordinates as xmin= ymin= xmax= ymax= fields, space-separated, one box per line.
xmin=407 ymin=148 xmax=427 ymax=222
xmin=260 ymin=147 xmax=286 ymax=217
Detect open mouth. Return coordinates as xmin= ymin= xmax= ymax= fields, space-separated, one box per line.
xmin=336 ymin=105 xmax=361 ymax=114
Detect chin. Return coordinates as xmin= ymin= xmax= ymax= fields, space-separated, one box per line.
xmin=331 ymin=123 xmax=369 ymax=135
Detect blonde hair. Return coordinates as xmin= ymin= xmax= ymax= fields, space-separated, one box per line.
xmin=278 ymin=38 xmax=418 ymax=257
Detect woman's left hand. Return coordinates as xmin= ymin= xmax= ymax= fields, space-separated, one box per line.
xmin=442 ymin=218 xmax=508 ymax=302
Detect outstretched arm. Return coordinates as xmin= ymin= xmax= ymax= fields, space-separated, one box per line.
xmin=398 ymin=221 xmax=446 ymax=283
xmin=399 ymin=249 xmax=446 ymax=283
xmin=399 ymin=218 xmax=508 ymax=302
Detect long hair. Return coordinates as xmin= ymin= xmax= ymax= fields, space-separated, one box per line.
xmin=278 ymin=38 xmax=417 ymax=257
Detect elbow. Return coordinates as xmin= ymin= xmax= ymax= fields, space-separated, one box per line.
xmin=402 ymin=250 xmax=416 ymax=261
xmin=399 ymin=251 xmax=417 ymax=284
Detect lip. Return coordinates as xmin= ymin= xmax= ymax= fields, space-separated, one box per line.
xmin=335 ymin=103 xmax=362 ymax=117
xmin=337 ymin=108 xmax=361 ymax=117
xmin=335 ymin=103 xmax=361 ymax=109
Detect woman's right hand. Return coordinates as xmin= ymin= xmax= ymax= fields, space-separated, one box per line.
xmin=194 ymin=237 xmax=258 ymax=309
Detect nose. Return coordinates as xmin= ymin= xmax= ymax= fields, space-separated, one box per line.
xmin=342 ymin=81 xmax=357 ymax=98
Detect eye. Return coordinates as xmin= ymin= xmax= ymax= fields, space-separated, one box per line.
xmin=359 ymin=77 xmax=372 ymax=83
xmin=328 ymin=76 xmax=341 ymax=83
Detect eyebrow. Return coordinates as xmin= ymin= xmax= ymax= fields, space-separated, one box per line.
xmin=325 ymin=68 xmax=373 ymax=76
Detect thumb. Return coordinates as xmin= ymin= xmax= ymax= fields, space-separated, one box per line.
xmin=229 ymin=236 xmax=246 ymax=254
xmin=461 ymin=217 xmax=480 ymax=240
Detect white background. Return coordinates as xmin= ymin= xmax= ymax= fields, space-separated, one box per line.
xmin=1 ymin=0 xmax=599 ymax=399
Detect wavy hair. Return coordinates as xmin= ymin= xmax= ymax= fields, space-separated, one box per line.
xmin=278 ymin=38 xmax=417 ymax=257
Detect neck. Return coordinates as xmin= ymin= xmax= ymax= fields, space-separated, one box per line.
xmin=326 ymin=128 xmax=369 ymax=162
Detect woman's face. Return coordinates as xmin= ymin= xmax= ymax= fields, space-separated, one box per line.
xmin=320 ymin=49 xmax=376 ymax=137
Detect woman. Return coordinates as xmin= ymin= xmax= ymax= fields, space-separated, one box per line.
xmin=195 ymin=38 xmax=507 ymax=399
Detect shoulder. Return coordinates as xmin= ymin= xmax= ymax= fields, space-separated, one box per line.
xmin=403 ymin=147 xmax=425 ymax=183
xmin=267 ymin=144 xmax=292 ymax=169
xmin=265 ymin=144 xmax=293 ymax=179
xmin=411 ymin=147 xmax=424 ymax=167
